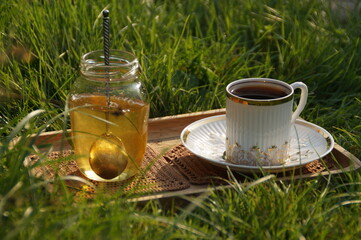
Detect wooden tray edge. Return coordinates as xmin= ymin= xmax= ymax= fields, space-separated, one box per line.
xmin=18 ymin=109 xmax=361 ymax=202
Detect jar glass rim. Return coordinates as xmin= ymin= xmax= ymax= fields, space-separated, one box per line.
xmin=81 ymin=49 xmax=138 ymax=67
xmin=80 ymin=49 xmax=139 ymax=81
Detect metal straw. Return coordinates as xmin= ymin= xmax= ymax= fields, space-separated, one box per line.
xmin=103 ymin=10 xmax=111 ymax=130
xmin=103 ymin=10 xmax=110 ymax=66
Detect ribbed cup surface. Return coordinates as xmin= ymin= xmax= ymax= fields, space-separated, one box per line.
xmin=226 ymin=99 xmax=293 ymax=165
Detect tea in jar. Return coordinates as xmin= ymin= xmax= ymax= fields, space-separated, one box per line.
xmin=68 ymin=50 xmax=149 ymax=181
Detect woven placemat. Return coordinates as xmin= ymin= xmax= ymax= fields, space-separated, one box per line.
xmin=163 ymin=144 xmax=336 ymax=184
xmin=28 ymin=146 xmax=190 ymax=196
xmin=163 ymin=145 xmax=229 ymax=185
xmin=28 ymin=144 xmax=336 ymax=198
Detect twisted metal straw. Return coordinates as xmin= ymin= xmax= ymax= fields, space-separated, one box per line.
xmin=103 ymin=10 xmax=110 ymax=66
xmin=103 ymin=10 xmax=111 ymax=129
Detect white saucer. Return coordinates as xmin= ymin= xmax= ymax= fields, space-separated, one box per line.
xmin=180 ymin=115 xmax=334 ymax=173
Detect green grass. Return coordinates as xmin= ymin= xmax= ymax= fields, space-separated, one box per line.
xmin=1 ymin=0 xmax=361 ymax=239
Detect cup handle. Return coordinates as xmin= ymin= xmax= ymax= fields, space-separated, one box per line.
xmin=290 ymin=82 xmax=308 ymax=123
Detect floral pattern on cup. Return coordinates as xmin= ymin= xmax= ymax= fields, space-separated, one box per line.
xmin=225 ymin=138 xmax=290 ymax=166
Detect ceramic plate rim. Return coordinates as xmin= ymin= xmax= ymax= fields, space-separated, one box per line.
xmin=180 ymin=115 xmax=335 ymax=173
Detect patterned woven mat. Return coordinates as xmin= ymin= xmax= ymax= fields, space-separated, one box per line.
xmin=28 ymin=146 xmax=190 ymax=196
xmin=28 ymin=144 xmax=336 ymax=198
xmin=162 ymin=144 xmax=336 ymax=184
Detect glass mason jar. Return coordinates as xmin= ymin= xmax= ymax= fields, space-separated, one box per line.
xmin=68 ymin=50 xmax=149 ymax=182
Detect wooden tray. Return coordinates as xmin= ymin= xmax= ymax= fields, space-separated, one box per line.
xmin=30 ymin=109 xmax=361 ymax=202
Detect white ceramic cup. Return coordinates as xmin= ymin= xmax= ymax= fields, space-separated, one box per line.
xmin=226 ymin=78 xmax=308 ymax=166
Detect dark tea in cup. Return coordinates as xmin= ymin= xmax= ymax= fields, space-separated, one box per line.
xmin=230 ymin=84 xmax=290 ymax=100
